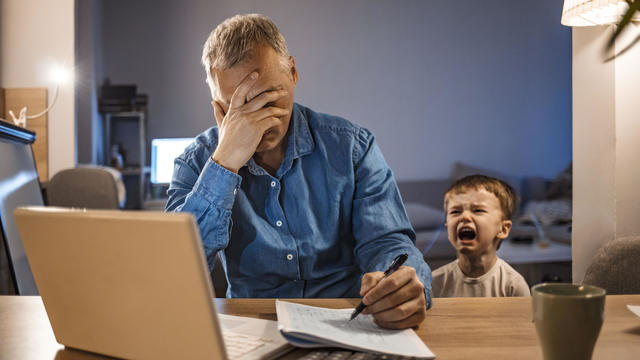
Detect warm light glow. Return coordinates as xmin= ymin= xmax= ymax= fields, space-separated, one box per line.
xmin=49 ymin=64 xmax=72 ymax=85
xmin=561 ymin=0 xmax=640 ymax=26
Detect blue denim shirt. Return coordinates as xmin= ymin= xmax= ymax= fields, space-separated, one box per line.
xmin=167 ymin=103 xmax=432 ymax=306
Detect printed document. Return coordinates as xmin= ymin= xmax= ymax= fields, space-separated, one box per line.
xmin=275 ymin=300 xmax=435 ymax=358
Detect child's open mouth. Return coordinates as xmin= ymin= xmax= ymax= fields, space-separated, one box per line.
xmin=458 ymin=227 xmax=476 ymax=242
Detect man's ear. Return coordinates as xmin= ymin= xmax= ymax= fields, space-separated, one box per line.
xmin=289 ymin=56 xmax=299 ymax=85
xmin=496 ymin=219 xmax=512 ymax=240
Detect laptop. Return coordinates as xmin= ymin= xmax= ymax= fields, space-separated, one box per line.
xmin=13 ymin=206 xmax=293 ymax=360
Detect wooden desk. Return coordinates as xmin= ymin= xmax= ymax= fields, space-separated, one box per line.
xmin=1 ymin=296 xmax=639 ymax=359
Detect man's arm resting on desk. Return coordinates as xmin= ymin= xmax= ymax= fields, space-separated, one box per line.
xmin=349 ymin=128 xmax=432 ymax=329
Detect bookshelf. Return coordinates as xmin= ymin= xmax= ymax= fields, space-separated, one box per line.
xmin=102 ymin=111 xmax=147 ymax=209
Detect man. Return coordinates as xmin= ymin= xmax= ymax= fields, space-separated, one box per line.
xmin=167 ymin=14 xmax=432 ymax=329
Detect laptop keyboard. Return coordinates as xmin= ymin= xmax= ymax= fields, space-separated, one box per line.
xmin=297 ymin=350 xmax=412 ymax=360
xmin=223 ymin=330 xmax=272 ymax=358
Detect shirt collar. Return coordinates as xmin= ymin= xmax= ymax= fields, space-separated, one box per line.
xmin=245 ymin=103 xmax=315 ymax=177
xmin=290 ymin=102 xmax=315 ymax=159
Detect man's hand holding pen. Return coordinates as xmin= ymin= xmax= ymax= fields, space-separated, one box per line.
xmin=358 ymin=265 xmax=427 ymax=330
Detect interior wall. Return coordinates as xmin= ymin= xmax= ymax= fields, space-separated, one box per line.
xmin=0 ymin=0 xmax=76 ymax=179
xmin=92 ymin=0 xmax=572 ymax=180
xmin=76 ymin=0 xmax=104 ymax=164
xmin=572 ymin=24 xmax=640 ymax=283
xmin=571 ymin=26 xmax=616 ymax=284
xmin=614 ymin=25 xmax=640 ymax=239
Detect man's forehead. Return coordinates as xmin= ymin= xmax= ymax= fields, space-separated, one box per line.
xmin=212 ymin=67 xmax=255 ymax=103
xmin=212 ymin=53 xmax=283 ymax=103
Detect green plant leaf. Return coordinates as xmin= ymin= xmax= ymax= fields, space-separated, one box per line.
xmin=606 ymin=0 xmax=640 ymax=51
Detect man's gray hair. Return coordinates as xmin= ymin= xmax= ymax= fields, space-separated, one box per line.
xmin=202 ymin=14 xmax=290 ymax=81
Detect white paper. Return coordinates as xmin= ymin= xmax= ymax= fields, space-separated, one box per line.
xmin=276 ymin=300 xmax=435 ymax=358
xmin=627 ymin=305 xmax=640 ymax=317
xmin=217 ymin=313 xmax=293 ymax=360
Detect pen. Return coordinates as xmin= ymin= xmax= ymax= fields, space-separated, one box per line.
xmin=349 ymin=253 xmax=409 ymax=321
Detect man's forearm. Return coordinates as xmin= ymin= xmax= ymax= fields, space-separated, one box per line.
xmin=166 ymin=157 xmax=241 ymax=271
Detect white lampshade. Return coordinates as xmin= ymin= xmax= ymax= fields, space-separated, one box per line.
xmin=561 ymin=0 xmax=640 ymax=26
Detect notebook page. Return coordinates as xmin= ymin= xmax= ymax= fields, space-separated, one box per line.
xmin=276 ymin=300 xmax=435 ymax=358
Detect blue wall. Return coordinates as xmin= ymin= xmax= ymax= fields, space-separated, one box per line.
xmin=91 ymin=0 xmax=572 ymax=180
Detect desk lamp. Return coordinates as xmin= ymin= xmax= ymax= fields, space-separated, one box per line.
xmin=0 ymin=64 xmax=72 ymax=128
xmin=561 ymin=0 xmax=640 ymax=26
xmin=561 ymin=0 xmax=640 ymax=54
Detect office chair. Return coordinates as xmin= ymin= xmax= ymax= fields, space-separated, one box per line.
xmin=46 ymin=166 xmax=125 ymax=209
xmin=583 ymin=236 xmax=640 ymax=294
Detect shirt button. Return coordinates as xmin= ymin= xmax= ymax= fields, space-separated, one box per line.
xmin=286 ymin=254 xmax=293 ymax=260
xmin=233 ymin=188 xmax=237 ymax=195
xmin=276 ymin=220 xmax=283 ymax=227
xmin=270 ymin=181 xmax=277 ymax=188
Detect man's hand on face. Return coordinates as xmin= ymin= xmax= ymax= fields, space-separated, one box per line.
xmin=211 ymin=72 xmax=289 ymax=173
xmin=359 ymin=266 xmax=427 ymax=329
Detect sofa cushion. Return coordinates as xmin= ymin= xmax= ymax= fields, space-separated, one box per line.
xmin=404 ymin=202 xmax=445 ymax=231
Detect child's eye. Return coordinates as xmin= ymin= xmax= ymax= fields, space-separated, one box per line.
xmin=449 ymin=210 xmax=460 ymax=215
xmin=474 ymin=209 xmax=486 ymax=213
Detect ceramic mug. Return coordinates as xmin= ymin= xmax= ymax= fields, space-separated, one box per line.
xmin=532 ymin=283 xmax=606 ymax=360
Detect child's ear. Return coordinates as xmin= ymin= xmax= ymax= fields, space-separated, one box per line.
xmin=496 ymin=219 xmax=512 ymax=240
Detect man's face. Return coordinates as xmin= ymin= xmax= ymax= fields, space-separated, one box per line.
xmin=444 ymin=188 xmax=511 ymax=258
xmin=209 ymin=43 xmax=298 ymax=154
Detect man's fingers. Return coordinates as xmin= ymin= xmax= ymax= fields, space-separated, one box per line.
xmin=373 ymin=305 xmax=427 ymax=330
xmin=229 ymin=71 xmax=259 ymax=109
xmin=360 ymin=272 xmax=384 ymax=297
xmin=242 ymin=89 xmax=288 ymax=112
xmin=362 ymin=267 xmax=414 ymax=305
xmin=249 ymin=106 xmax=290 ymax=122
xmin=362 ymin=278 xmax=421 ymax=315
xmin=255 ymin=116 xmax=283 ymax=135
xmin=358 ymin=266 xmax=427 ymax=330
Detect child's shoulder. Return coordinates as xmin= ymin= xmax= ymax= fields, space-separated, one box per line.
xmin=496 ymin=257 xmax=522 ymax=277
xmin=432 ymin=259 xmax=460 ymax=277
xmin=495 ymin=257 xmax=531 ymax=296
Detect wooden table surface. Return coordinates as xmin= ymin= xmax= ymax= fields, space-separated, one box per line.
xmin=1 ymin=295 xmax=639 ymax=359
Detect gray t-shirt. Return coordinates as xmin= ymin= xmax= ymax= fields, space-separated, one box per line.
xmin=431 ymin=258 xmax=531 ymax=297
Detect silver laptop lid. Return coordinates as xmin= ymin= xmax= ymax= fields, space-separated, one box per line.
xmin=14 ymin=206 xmax=227 ymax=360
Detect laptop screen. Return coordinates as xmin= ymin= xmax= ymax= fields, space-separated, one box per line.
xmin=0 ymin=120 xmax=42 ymax=295
xmin=150 ymin=138 xmax=193 ymax=184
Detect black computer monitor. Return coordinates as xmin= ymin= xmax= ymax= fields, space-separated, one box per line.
xmin=0 ymin=119 xmax=42 ymax=295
